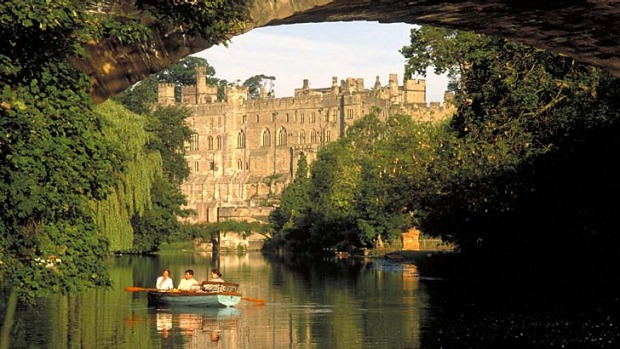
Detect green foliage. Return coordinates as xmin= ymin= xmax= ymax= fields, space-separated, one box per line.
xmin=401 ymin=27 xmax=620 ymax=280
xmin=89 ymin=100 xmax=163 ymax=252
xmin=136 ymin=0 xmax=250 ymax=45
xmin=129 ymin=103 xmax=193 ymax=254
xmin=141 ymin=56 xmax=226 ymax=102
xmin=145 ymin=105 xmax=193 ymax=184
xmin=267 ymin=110 xmax=443 ymax=253
xmin=113 ymin=85 xmax=194 ymax=254
xmin=0 ymin=60 xmax=120 ymax=298
xmin=243 ymin=74 xmax=276 ymax=99
xmin=113 ymin=57 xmax=197 ymax=254
xmin=156 ymin=56 xmax=216 ymax=86
xmin=267 ymin=154 xmax=314 ymax=251
xmin=1 ymin=0 xmax=246 ymax=299
xmin=130 ymin=176 xmax=191 ymax=253
xmin=113 ymin=75 xmax=159 ymax=115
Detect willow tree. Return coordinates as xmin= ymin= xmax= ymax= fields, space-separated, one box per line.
xmin=89 ymin=101 xmax=162 ymax=251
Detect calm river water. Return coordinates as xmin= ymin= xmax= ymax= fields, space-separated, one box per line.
xmin=2 ymin=251 xmax=618 ymax=348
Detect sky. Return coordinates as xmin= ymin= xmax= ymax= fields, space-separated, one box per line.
xmin=192 ymin=21 xmax=450 ymax=104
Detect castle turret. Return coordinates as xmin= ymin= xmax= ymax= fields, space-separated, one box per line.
xmin=404 ymin=79 xmax=426 ymax=104
xmin=341 ymin=77 xmax=357 ymax=94
xmin=225 ymin=84 xmax=249 ymax=105
xmin=158 ymin=83 xmax=175 ymax=106
xmin=389 ymin=73 xmax=399 ymax=98
xmin=196 ymin=66 xmax=208 ymax=104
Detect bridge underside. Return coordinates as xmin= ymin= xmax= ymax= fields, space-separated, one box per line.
xmin=77 ymin=0 xmax=620 ymax=103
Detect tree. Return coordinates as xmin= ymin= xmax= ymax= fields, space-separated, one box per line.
xmin=128 ymin=104 xmax=195 ymax=253
xmin=243 ymin=74 xmax=276 ymax=99
xmin=157 ymin=56 xmax=216 ymax=86
xmin=90 ymin=100 xmax=164 ymax=252
xmin=114 ymin=59 xmax=199 ymax=254
xmin=151 ymin=56 xmax=219 ymax=102
xmin=113 ymin=75 xmax=159 ymax=115
xmin=267 ymin=153 xmax=313 ymax=251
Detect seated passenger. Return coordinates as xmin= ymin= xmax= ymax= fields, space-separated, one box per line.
xmin=177 ymin=269 xmax=199 ymax=291
xmin=201 ymin=268 xmax=224 ymax=292
xmin=156 ymin=268 xmax=173 ymax=290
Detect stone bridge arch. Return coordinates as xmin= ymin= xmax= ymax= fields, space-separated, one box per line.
xmin=79 ymin=0 xmax=620 ymax=103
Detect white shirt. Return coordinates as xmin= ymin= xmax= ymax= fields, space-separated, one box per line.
xmin=156 ymin=276 xmax=174 ymax=290
xmin=178 ymin=278 xmax=198 ymax=291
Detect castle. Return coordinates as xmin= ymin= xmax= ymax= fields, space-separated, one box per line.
xmin=159 ymin=67 xmax=454 ymax=224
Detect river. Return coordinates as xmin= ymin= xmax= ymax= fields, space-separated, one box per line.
xmin=1 ymin=251 xmax=618 ymax=348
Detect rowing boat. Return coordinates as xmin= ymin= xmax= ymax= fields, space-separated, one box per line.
xmin=147 ymin=282 xmax=242 ymax=308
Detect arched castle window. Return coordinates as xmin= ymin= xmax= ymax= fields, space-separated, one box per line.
xmin=256 ymin=114 xmax=260 ymax=123
xmin=237 ymin=159 xmax=243 ymax=170
xmin=326 ymin=130 xmax=331 ymax=142
xmin=190 ymin=133 xmax=199 ymax=151
xmin=324 ymin=110 xmax=329 ymax=122
xmin=299 ymin=131 xmax=306 ymax=144
xmin=261 ymin=128 xmax=271 ymax=147
xmin=300 ymin=112 xmax=305 ymax=123
xmin=277 ymin=127 xmax=288 ymax=146
xmin=207 ymin=136 xmax=213 ymax=150
xmin=310 ymin=130 xmax=317 ymax=144
xmin=242 ymin=114 xmax=247 ymax=124
xmin=347 ymin=109 xmax=354 ymax=119
xmin=286 ymin=113 xmax=290 ymax=123
xmin=237 ymin=130 xmax=246 ymax=149
xmin=216 ymin=136 xmax=222 ymax=150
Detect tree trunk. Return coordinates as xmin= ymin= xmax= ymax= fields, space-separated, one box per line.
xmin=0 ymin=288 xmax=18 ymax=349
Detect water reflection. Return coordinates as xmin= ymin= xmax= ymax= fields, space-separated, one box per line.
xmin=156 ymin=312 xmax=172 ymax=338
xmin=149 ymin=307 xmax=241 ymax=348
xmin=2 ymin=251 xmax=618 ymax=348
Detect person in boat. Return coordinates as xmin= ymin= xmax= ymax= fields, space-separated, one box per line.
xmin=201 ymin=268 xmax=224 ymax=291
xmin=177 ymin=269 xmax=199 ymax=291
xmin=156 ymin=268 xmax=174 ymax=290
xmin=209 ymin=268 xmax=224 ymax=282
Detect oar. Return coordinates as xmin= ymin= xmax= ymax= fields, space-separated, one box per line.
xmin=242 ymin=297 xmax=266 ymax=305
xmin=125 ymin=286 xmax=158 ymax=292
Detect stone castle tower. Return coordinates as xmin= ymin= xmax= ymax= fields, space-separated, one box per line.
xmin=160 ymin=69 xmax=454 ymax=223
